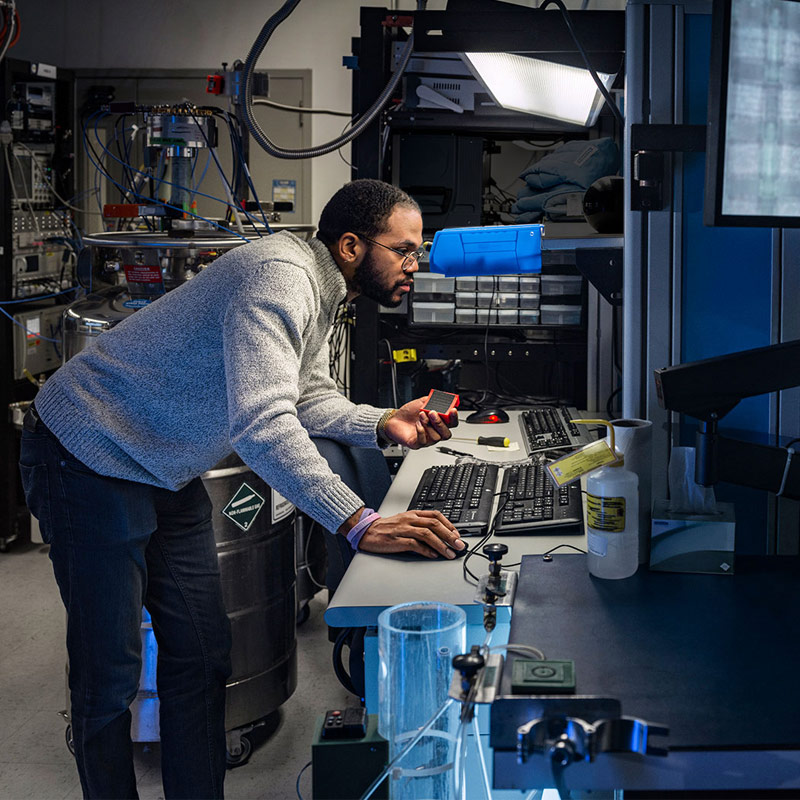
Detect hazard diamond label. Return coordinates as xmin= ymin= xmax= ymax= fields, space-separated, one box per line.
xmin=221 ymin=482 xmax=265 ymax=532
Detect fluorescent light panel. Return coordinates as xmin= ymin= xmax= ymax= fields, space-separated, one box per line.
xmin=462 ymin=52 xmax=615 ymax=127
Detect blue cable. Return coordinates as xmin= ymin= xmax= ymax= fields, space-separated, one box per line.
xmin=83 ymin=110 xmax=250 ymax=239
xmin=225 ymin=114 xmax=273 ymax=232
xmin=65 ymin=214 xmax=84 ymax=249
xmin=64 ymin=187 xmax=98 ymax=209
xmin=49 ymin=320 xmax=63 ymax=360
xmin=181 ymin=108 xmax=266 ymax=236
xmin=152 ymin=147 xmax=167 ymax=200
xmin=189 ymin=148 xmax=199 ymax=184
xmin=83 ymin=110 xmax=127 ymax=206
xmin=193 ymin=150 xmax=212 ymax=193
xmin=93 ymin=158 xmax=103 ymax=215
xmin=295 ymin=760 xmax=311 ymax=800
xmin=0 ymin=304 xmax=66 ymax=344
xmin=219 ymin=110 xmax=272 ymax=231
xmin=0 ymin=287 xmax=79 ymax=305
xmin=88 ymin=111 xmax=262 ymax=238
xmin=223 ymin=118 xmax=241 ymax=205
xmin=88 ymin=109 xmax=268 ymax=237
xmin=114 ymin=116 xmax=137 ymax=200
xmin=45 ymin=235 xmax=81 ymax=255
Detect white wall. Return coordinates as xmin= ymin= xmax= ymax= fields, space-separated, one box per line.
xmin=10 ymin=0 xmax=624 ymax=223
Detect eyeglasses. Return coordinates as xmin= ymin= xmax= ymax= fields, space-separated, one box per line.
xmin=355 ymin=234 xmax=426 ymax=273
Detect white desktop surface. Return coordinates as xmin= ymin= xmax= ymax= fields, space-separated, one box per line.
xmin=324 ymin=410 xmax=587 ymax=628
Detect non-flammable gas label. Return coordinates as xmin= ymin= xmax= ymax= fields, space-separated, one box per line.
xmin=221 ymin=482 xmax=265 ymax=532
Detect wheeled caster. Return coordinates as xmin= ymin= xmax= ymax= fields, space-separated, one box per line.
xmin=226 ymin=733 xmax=252 ymax=768
xmin=296 ymin=602 xmax=311 ymax=626
xmin=65 ymin=723 xmax=75 ymax=756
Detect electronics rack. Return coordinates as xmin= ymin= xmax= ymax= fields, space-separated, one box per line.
xmin=1 ymin=57 xmax=75 ymax=549
xmin=347 ymin=7 xmax=621 ymax=411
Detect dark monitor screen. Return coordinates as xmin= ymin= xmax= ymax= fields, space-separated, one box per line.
xmin=704 ymin=0 xmax=800 ymax=228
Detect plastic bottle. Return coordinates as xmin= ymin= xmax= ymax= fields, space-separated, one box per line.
xmin=574 ymin=420 xmax=640 ymax=579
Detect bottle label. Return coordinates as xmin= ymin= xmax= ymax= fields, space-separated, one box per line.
xmin=586 ymin=493 xmax=626 ymax=532
xmin=546 ymin=439 xmax=617 ymax=487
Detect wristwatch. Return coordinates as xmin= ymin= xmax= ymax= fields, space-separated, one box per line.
xmin=376 ymin=408 xmax=397 ymax=447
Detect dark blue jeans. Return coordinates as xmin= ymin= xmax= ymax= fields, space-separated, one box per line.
xmin=19 ymin=417 xmax=232 ymax=799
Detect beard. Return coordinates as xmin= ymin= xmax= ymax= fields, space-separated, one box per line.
xmin=353 ymin=249 xmax=409 ymax=307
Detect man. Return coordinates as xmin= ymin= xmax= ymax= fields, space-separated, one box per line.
xmin=19 ymin=179 xmax=464 ymax=799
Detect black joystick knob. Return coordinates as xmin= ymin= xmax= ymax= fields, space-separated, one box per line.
xmin=483 ymin=543 xmax=508 ymax=575
xmin=483 ymin=543 xmax=508 ymax=561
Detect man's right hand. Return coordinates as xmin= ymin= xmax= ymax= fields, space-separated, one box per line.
xmin=357 ymin=510 xmax=466 ymax=559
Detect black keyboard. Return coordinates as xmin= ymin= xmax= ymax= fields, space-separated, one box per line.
xmin=407 ymin=459 xmax=583 ymax=537
xmin=518 ymin=405 xmax=594 ymax=453
xmin=495 ymin=462 xmax=582 ymax=534
xmin=407 ymin=462 xmax=499 ymax=536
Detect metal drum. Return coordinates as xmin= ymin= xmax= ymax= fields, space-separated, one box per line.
xmin=62 ymin=285 xmax=136 ymax=360
xmin=79 ymin=228 xmax=251 ymax=291
xmin=61 ymin=265 xmax=298 ymax=761
xmin=127 ymin=456 xmax=298 ymax=757
xmin=201 ymin=454 xmax=298 ymax=731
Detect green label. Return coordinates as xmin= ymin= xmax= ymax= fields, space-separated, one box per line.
xmin=221 ymin=482 xmax=265 ymax=532
xmin=150 ymin=137 xmax=187 ymax=145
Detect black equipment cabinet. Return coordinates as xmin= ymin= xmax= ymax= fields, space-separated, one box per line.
xmin=348 ymin=6 xmax=621 ymax=410
xmin=1 ymin=58 xmax=75 ymax=549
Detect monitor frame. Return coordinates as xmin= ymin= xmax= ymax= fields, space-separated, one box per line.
xmin=704 ymin=0 xmax=800 ymax=228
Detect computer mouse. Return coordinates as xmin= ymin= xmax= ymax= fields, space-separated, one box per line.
xmin=465 ymin=407 xmax=509 ymax=424
xmin=445 ymin=543 xmax=470 ymax=559
xmin=379 ymin=543 xmax=469 ymax=561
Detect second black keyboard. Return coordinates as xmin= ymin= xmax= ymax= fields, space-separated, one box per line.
xmin=407 ymin=462 xmax=499 ymax=536
xmin=495 ymin=462 xmax=582 ymax=534
xmin=518 ymin=405 xmax=594 ymax=453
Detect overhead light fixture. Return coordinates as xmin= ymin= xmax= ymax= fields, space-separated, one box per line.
xmin=461 ymin=51 xmax=616 ymax=127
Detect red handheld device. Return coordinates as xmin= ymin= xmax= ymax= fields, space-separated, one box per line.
xmin=420 ymin=389 xmax=460 ymax=427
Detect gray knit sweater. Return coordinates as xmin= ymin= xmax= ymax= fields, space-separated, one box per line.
xmin=35 ymin=232 xmax=385 ymax=533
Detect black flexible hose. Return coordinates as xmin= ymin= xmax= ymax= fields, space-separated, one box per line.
xmin=332 ymin=627 xmax=358 ymax=696
xmin=240 ymin=0 xmax=421 ymax=159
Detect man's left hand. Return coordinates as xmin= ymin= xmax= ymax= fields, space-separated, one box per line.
xmin=383 ymin=397 xmax=456 ymax=450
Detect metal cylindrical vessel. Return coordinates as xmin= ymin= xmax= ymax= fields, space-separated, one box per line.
xmin=80 ymin=228 xmax=249 ymax=291
xmin=202 ymin=454 xmax=297 ymax=729
xmin=62 ymin=285 xmax=135 ymax=360
xmin=62 ymin=277 xmax=298 ymax=741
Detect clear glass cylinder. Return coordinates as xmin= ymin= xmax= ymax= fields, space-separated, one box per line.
xmin=378 ymin=601 xmax=467 ymax=800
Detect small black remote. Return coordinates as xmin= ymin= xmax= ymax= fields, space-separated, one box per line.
xmin=321 ymin=707 xmax=368 ymax=740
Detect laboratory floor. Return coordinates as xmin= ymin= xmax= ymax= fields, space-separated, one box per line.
xmin=0 ymin=539 xmax=354 ymax=800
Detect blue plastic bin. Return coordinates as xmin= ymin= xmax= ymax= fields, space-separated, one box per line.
xmin=428 ymin=224 xmax=543 ymax=277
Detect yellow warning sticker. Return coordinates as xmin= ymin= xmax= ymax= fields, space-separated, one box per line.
xmin=545 ymin=439 xmax=617 ymax=487
xmin=586 ymin=494 xmax=626 ymax=532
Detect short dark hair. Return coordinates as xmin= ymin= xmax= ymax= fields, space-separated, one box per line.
xmin=316 ymin=179 xmax=420 ymax=245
